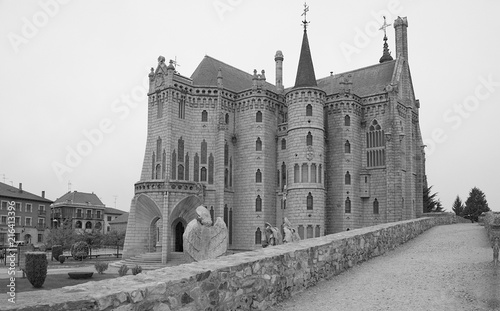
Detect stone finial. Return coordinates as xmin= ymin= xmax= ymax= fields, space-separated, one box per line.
xmin=158 ymin=56 xmax=165 ymax=63
xmin=261 ymin=70 xmax=266 ymax=81
xmin=167 ymin=59 xmax=175 ymax=70
xmin=274 ymin=50 xmax=284 ymax=61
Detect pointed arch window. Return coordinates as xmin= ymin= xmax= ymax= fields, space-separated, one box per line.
xmin=294 ymin=164 xmax=300 ymax=183
xmin=301 ymin=163 xmax=308 ymax=183
xmin=306 ymin=104 xmax=312 ymax=116
xmin=224 ymin=168 xmax=229 ymax=188
xmin=194 ymin=153 xmax=199 ymax=182
xmin=185 ymin=153 xmax=189 ymax=180
xmin=366 ymin=120 xmax=386 ymax=167
xmin=210 ymin=206 xmax=214 ymax=224
xmin=208 ymin=153 xmax=214 ymax=184
xmin=256 ymin=137 xmax=262 ymax=151
xmin=225 ymin=113 xmax=229 ymax=124
xmin=344 ymin=115 xmax=351 ymax=126
xmin=318 ymin=164 xmax=322 ymax=184
xmin=373 ymin=198 xmax=379 ymax=214
xmin=178 ymin=164 xmax=184 ymax=180
xmin=256 ymin=111 xmax=262 ymax=122
xmin=229 ymin=157 xmax=233 ymax=187
xmin=201 ymin=110 xmax=208 ymax=122
xmin=255 ymin=169 xmax=262 ymax=183
xmin=307 ymin=192 xmax=313 ymax=210
xmin=162 ymin=150 xmax=166 ymax=179
xmin=315 ymin=225 xmax=320 ymax=237
xmin=201 ymin=140 xmax=207 ymax=164
xmin=156 ymin=137 xmax=162 ymax=161
xmin=178 ymin=137 xmax=184 ymax=162
xmin=224 ymin=142 xmax=229 ymax=166
xmin=281 ymin=138 xmax=286 ymax=150
xmin=306 ymin=132 xmax=313 ymax=146
xmin=255 ymin=195 xmax=262 ymax=212
xmin=255 ymin=228 xmax=262 ymax=244
xmin=307 ymin=225 xmax=313 ymax=239
xmin=310 ymin=163 xmax=317 ymax=183
xmin=345 ymin=140 xmax=351 ymax=153
xmin=155 ymin=164 xmax=161 ymax=179
xmin=281 ymin=162 xmax=287 ymax=191
xmin=345 ymin=197 xmax=351 ymax=213
xmin=201 ymin=167 xmax=207 ymax=182
xmin=171 ymin=150 xmax=177 ymax=180
xmin=298 ymin=225 xmax=304 ymax=239
xmin=345 ymin=171 xmax=351 ymax=185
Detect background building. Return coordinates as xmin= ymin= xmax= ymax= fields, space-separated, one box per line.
xmin=123 ymin=16 xmax=425 ymax=261
xmin=0 ymin=182 xmax=52 ymax=247
xmin=104 ymin=207 xmax=126 ymax=233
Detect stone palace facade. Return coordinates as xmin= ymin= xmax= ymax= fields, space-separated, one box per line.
xmin=123 ymin=16 xmax=426 ymax=260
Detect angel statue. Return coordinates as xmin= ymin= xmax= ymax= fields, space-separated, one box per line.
xmin=282 ymin=217 xmax=301 ymax=243
xmin=183 ymin=206 xmax=228 ymax=262
xmin=262 ymin=222 xmax=283 ymax=248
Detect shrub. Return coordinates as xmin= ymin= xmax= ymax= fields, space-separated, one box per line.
xmin=71 ymin=241 xmax=89 ymax=261
xmin=38 ymin=244 xmax=46 ymax=252
xmin=51 ymin=245 xmax=63 ymax=261
xmin=58 ymin=255 xmax=66 ymax=264
xmin=25 ymin=252 xmax=48 ymax=288
xmin=131 ymin=265 xmax=142 ymax=275
xmin=118 ymin=264 xmax=129 ymax=276
xmin=95 ymin=262 xmax=109 ymax=274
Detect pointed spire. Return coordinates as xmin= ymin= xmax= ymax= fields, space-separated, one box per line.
xmin=294 ymin=3 xmax=317 ymax=88
xmin=379 ymin=34 xmax=394 ymax=63
xmin=379 ymin=16 xmax=393 ymax=63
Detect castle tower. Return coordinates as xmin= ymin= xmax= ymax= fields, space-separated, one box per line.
xmin=284 ymin=5 xmax=326 ymax=239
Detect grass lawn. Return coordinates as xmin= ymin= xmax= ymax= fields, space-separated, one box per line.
xmin=0 ymin=272 xmax=119 ymax=293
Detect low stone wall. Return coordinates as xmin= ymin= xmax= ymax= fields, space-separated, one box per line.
xmin=7 ymin=216 xmax=462 ymax=311
xmin=484 ymin=211 xmax=500 ymax=241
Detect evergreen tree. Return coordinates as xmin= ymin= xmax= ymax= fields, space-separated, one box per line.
xmin=463 ymin=187 xmax=490 ymax=222
xmin=451 ymin=195 xmax=464 ymax=216
xmin=423 ymin=185 xmax=443 ymax=213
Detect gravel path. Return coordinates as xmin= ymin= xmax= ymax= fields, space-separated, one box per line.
xmin=268 ymin=223 xmax=499 ymax=311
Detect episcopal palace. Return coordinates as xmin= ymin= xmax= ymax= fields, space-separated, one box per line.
xmin=123 ymin=16 xmax=426 ymax=260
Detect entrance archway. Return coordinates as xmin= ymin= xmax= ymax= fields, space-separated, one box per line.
xmin=175 ymin=221 xmax=184 ymax=252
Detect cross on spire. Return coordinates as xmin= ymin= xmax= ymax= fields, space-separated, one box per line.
xmin=301 ymin=2 xmax=310 ymax=30
xmin=379 ymin=16 xmax=391 ymax=37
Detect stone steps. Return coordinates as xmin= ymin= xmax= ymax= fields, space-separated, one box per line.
xmin=110 ymin=252 xmax=186 ymax=270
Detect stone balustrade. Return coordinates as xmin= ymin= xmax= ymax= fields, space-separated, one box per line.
xmin=5 ymin=214 xmax=465 ymax=311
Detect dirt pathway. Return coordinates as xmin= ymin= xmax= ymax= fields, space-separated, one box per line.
xmin=268 ymin=223 xmax=499 ymax=311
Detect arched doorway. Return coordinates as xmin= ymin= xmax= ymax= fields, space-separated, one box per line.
xmin=175 ymin=222 xmax=184 ymax=252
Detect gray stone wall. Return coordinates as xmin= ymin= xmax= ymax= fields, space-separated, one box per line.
xmin=6 ymin=215 xmax=465 ymax=311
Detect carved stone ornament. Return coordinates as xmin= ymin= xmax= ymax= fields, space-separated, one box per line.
xmin=155 ymin=74 xmax=164 ymax=87
xmin=306 ymin=146 xmax=314 ymax=161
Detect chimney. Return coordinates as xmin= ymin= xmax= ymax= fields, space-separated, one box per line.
xmin=42 ymin=191 xmax=45 ymax=198
xmin=394 ymin=16 xmax=408 ymax=61
xmin=19 ymin=183 xmax=22 ymax=192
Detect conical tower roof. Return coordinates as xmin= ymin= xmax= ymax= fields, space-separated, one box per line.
xmin=294 ymin=28 xmax=317 ymax=88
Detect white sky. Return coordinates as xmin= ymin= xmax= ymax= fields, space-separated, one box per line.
xmin=1 ymin=0 xmax=499 ymax=212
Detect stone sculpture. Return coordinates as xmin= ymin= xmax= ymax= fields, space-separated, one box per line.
xmin=282 ymin=217 xmax=301 ymax=243
xmin=262 ymin=222 xmax=283 ymax=248
xmin=183 ymin=206 xmax=228 ymax=262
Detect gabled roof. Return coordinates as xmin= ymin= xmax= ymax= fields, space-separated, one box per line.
xmin=294 ymin=29 xmax=317 ymax=88
xmin=190 ymin=55 xmax=276 ymax=93
xmin=109 ymin=212 xmax=129 ymax=224
xmin=0 ymin=182 xmax=52 ymax=203
xmin=316 ymin=60 xmax=396 ymax=97
xmin=104 ymin=207 xmax=126 ymax=215
xmin=53 ymin=191 xmax=105 ymax=207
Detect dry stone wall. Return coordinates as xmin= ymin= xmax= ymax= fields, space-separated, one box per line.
xmin=6 ymin=215 xmax=465 ymax=311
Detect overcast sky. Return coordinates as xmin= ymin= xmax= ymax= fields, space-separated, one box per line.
xmin=1 ymin=0 xmax=499 ymax=212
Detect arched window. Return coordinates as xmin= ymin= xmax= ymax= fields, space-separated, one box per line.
xmin=224 ymin=142 xmax=229 ymax=165
xmin=298 ymin=225 xmax=304 ymax=239
xmin=318 ymin=164 xmax=322 ymax=184
xmin=366 ymin=120 xmax=385 ymax=167
xmin=156 ymin=164 xmax=161 ymax=179
xmin=178 ymin=137 xmax=184 ymax=162
xmin=156 ymin=137 xmax=162 ymax=161
xmin=315 ymin=225 xmax=320 ymax=237
xmin=224 ymin=168 xmax=228 ymax=188
xmin=345 ymin=197 xmax=351 ymax=213
xmin=307 ymin=225 xmax=313 ymax=239
xmin=301 ymin=163 xmax=308 ymax=183
xmin=310 ymin=163 xmax=317 ymax=183
xmin=281 ymin=138 xmax=286 ymax=150
xmin=344 ymin=115 xmax=351 ymax=126
xmin=171 ymin=150 xmax=176 ymax=179
xmin=194 ymin=153 xmax=199 ymax=182
xmin=294 ymin=164 xmax=300 ymax=183
xmin=306 ymin=104 xmax=312 ymax=116
xmin=281 ymin=162 xmax=287 ymax=191
xmin=75 ymin=221 xmax=82 ymax=229
xmin=185 ymin=153 xmax=189 ymax=181
xmin=208 ymin=153 xmax=214 ymax=184
xmin=373 ymin=198 xmax=379 ymax=214
xmin=345 ymin=140 xmax=351 ymax=153
xmin=210 ymin=206 xmax=214 ymax=224
xmin=178 ymin=164 xmax=184 ymax=180
xmin=255 ymin=195 xmax=262 ymax=212
xmin=307 ymin=192 xmax=313 ymax=210
xmin=255 ymin=169 xmax=262 ymax=183
xmin=229 ymin=157 xmax=233 ymax=187
xmin=225 ymin=113 xmax=229 ymax=124
xmin=255 ymin=228 xmax=262 ymax=244
xmin=306 ymin=132 xmax=313 ymax=146
xmin=85 ymin=221 xmax=92 ymax=229
xmin=256 ymin=137 xmax=262 ymax=151
xmin=201 ymin=167 xmax=207 ymax=182
xmin=201 ymin=110 xmax=208 ymax=122
xmin=201 ymin=140 xmax=207 ymax=164
xmin=256 ymin=111 xmax=262 ymax=122
xmin=345 ymin=171 xmax=351 ymax=185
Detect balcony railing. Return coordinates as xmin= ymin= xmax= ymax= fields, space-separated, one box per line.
xmin=38 ymin=210 xmax=46 ymax=216
xmin=75 ymin=213 xmax=83 ymax=219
